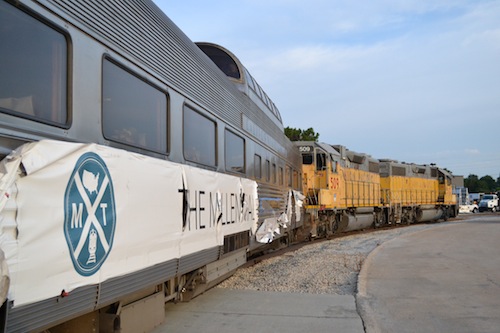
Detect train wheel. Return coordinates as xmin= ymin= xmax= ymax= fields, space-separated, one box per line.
xmin=331 ymin=218 xmax=339 ymax=234
xmin=442 ymin=209 xmax=449 ymax=221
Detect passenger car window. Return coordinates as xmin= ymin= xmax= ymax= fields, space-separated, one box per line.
xmin=272 ymin=163 xmax=277 ymax=183
xmin=254 ymin=154 xmax=262 ymax=179
xmin=0 ymin=2 xmax=67 ymax=125
xmin=286 ymin=166 xmax=292 ymax=187
xmin=225 ymin=130 xmax=245 ymax=173
xmin=183 ymin=106 xmax=216 ymax=166
xmin=266 ymin=160 xmax=271 ymax=182
xmin=103 ymin=59 xmax=167 ymax=153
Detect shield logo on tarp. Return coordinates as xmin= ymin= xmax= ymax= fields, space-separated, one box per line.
xmin=64 ymin=152 xmax=116 ymax=276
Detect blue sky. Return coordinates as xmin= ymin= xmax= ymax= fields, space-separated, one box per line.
xmin=154 ymin=0 xmax=500 ymax=179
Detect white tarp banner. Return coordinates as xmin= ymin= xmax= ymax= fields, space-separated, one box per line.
xmin=0 ymin=140 xmax=258 ymax=307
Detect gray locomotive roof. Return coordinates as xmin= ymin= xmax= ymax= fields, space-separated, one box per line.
xmin=317 ymin=142 xmax=341 ymax=157
xmin=294 ymin=141 xmax=341 ymax=157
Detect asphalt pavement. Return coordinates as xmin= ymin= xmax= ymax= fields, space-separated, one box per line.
xmin=357 ymin=215 xmax=500 ymax=333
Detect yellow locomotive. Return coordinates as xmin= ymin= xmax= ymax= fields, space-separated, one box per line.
xmin=295 ymin=142 xmax=457 ymax=237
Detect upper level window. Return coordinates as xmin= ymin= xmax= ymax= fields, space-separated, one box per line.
xmin=225 ymin=130 xmax=245 ymax=173
xmin=103 ymin=59 xmax=167 ymax=153
xmin=183 ymin=106 xmax=216 ymax=167
xmin=197 ymin=44 xmax=241 ymax=79
xmin=0 ymin=2 xmax=67 ymax=125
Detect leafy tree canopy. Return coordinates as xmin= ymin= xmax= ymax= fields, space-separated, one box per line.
xmin=464 ymin=174 xmax=500 ymax=193
xmin=285 ymin=127 xmax=319 ymax=142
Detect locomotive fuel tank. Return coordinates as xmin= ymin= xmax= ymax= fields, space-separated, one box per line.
xmin=339 ymin=208 xmax=376 ymax=232
xmin=416 ymin=206 xmax=445 ymax=222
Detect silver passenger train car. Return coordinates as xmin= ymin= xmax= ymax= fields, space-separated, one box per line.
xmin=0 ymin=0 xmax=302 ymax=332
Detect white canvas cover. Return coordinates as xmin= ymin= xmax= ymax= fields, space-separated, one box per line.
xmin=0 ymin=140 xmax=258 ymax=307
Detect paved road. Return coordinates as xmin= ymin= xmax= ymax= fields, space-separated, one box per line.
xmin=153 ymin=289 xmax=365 ymax=333
xmin=358 ymin=215 xmax=500 ymax=333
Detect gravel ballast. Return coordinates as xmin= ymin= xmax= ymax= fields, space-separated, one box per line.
xmin=218 ymin=223 xmax=454 ymax=295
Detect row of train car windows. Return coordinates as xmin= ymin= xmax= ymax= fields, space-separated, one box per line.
xmin=0 ymin=3 xmax=287 ymax=182
xmin=183 ymin=105 xmax=245 ymax=173
xmin=243 ymin=68 xmax=282 ymax=123
xmin=0 ymin=3 xmax=301 ymax=186
xmin=255 ymin=153 xmax=300 ymax=188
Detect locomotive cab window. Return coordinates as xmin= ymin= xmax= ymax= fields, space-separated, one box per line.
xmin=0 ymin=2 xmax=68 ymax=125
xmin=183 ymin=106 xmax=216 ymax=167
xmin=225 ymin=130 xmax=245 ymax=173
xmin=302 ymin=153 xmax=313 ymax=165
xmin=316 ymin=153 xmax=327 ymax=171
xmin=103 ymin=59 xmax=167 ymax=153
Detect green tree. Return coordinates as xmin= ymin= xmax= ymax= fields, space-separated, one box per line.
xmin=464 ymin=174 xmax=479 ymax=192
xmin=284 ymin=127 xmax=319 ymax=142
xmin=481 ymin=175 xmax=496 ymax=192
xmin=465 ymin=174 xmax=499 ymax=193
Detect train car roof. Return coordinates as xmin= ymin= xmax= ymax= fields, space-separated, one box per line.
xmin=196 ymin=42 xmax=283 ymax=127
xmin=43 ymin=0 xmax=293 ymax=157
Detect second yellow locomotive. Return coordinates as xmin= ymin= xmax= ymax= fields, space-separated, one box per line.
xmin=296 ymin=142 xmax=457 ymax=237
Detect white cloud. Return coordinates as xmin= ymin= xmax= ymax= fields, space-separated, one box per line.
xmin=155 ymin=0 xmax=500 ymax=177
xmin=465 ymin=149 xmax=480 ymax=155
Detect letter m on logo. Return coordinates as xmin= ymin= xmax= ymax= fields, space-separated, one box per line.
xmin=71 ymin=203 xmax=84 ymax=229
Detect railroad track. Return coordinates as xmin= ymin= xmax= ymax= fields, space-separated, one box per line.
xmin=244 ymin=219 xmax=453 ymax=268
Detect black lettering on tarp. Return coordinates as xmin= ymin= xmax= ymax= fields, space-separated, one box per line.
xmin=209 ymin=192 xmax=218 ymax=227
xmin=178 ymin=180 xmax=188 ymax=231
xmin=188 ymin=189 xmax=197 ymax=231
xmin=230 ymin=193 xmax=235 ymax=224
xmin=179 ymin=186 xmax=254 ymax=232
xmin=198 ymin=191 xmax=205 ymax=229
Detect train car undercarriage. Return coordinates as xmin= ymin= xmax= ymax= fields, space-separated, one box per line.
xmin=305 ymin=204 xmax=457 ymax=239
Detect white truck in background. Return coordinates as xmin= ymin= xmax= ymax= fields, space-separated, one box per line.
xmin=456 ymin=188 xmax=478 ymax=214
xmin=478 ymin=194 xmax=499 ymax=212
xmin=468 ymin=192 xmax=484 ymax=205
xmin=459 ymin=202 xmax=478 ymax=214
